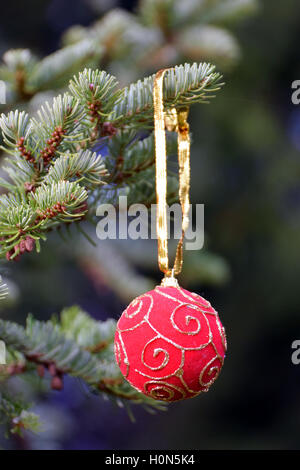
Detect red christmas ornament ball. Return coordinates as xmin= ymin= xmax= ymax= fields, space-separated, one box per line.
xmin=114 ymin=285 xmax=227 ymax=402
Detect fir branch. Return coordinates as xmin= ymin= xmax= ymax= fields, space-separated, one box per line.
xmin=0 ymin=392 xmax=42 ymax=436
xmin=27 ymin=39 xmax=102 ymax=92
xmin=94 ymin=167 xmax=178 ymax=207
xmin=0 ymin=62 xmax=223 ymax=260
xmin=0 ymin=181 xmax=89 ymax=259
xmin=120 ymin=131 xmax=177 ymax=174
xmin=113 ymin=62 xmax=224 ymax=126
xmin=69 ymin=68 xmax=122 ymax=132
xmin=0 ymin=0 xmax=256 ymax=107
xmin=0 ymin=315 xmax=113 ymax=386
xmin=139 ymin=0 xmax=258 ymax=29
xmin=0 ymin=156 xmax=36 ymax=193
xmin=0 ymin=110 xmax=33 ymax=153
xmin=44 ymin=150 xmax=108 ymax=187
xmin=0 ymin=49 xmax=37 ymax=83
xmin=31 ymin=93 xmax=84 ymax=161
xmin=176 ymin=26 xmax=240 ymax=65
xmin=90 ymin=9 xmax=160 ymax=63
xmin=60 ymin=305 xmax=116 ymax=358
xmin=0 ymin=49 xmax=38 ymax=100
xmin=201 ymin=0 xmax=259 ymax=25
xmin=0 ymin=308 xmax=165 ymax=410
xmin=31 ymin=181 xmax=88 ymax=221
xmin=0 ymin=198 xmax=36 ymax=232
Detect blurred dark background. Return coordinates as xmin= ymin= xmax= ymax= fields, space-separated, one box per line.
xmin=1 ymin=0 xmax=300 ymax=450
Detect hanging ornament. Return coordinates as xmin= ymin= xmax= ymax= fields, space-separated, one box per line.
xmin=114 ymin=69 xmax=227 ymax=402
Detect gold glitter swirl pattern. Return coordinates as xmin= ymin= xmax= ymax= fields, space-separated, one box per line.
xmin=144 ymin=381 xmax=189 ymax=401
xmin=142 ymin=336 xmax=170 ymax=371
xmin=117 ymin=294 xmax=153 ymax=332
xmin=170 ymin=304 xmax=202 ymax=335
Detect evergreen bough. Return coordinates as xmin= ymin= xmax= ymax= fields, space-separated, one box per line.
xmin=0 ymin=0 xmax=260 ymax=439
xmin=0 ymin=63 xmax=223 ymax=261
xmin=0 ymin=62 xmax=223 ymax=435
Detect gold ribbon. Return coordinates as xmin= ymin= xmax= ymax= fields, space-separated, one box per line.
xmin=153 ymin=69 xmax=191 ymax=287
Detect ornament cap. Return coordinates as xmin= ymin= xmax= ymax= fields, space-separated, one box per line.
xmin=160 ymin=272 xmax=179 ymax=288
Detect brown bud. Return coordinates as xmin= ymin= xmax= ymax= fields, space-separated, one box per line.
xmin=24 ymin=182 xmax=35 ymax=193
xmin=51 ymin=375 xmax=63 ymax=391
xmin=101 ymin=122 xmax=117 ymax=137
xmin=14 ymin=364 xmax=26 ymax=374
xmin=37 ymin=364 xmax=45 ymax=378
xmin=19 ymin=240 xmax=27 ymax=254
xmin=74 ymin=201 xmax=88 ymax=214
xmin=48 ymin=363 xmax=57 ymax=376
xmin=24 ymin=236 xmax=35 ymax=252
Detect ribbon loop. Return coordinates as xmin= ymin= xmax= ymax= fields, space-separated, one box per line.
xmin=153 ymin=69 xmax=191 ymax=282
